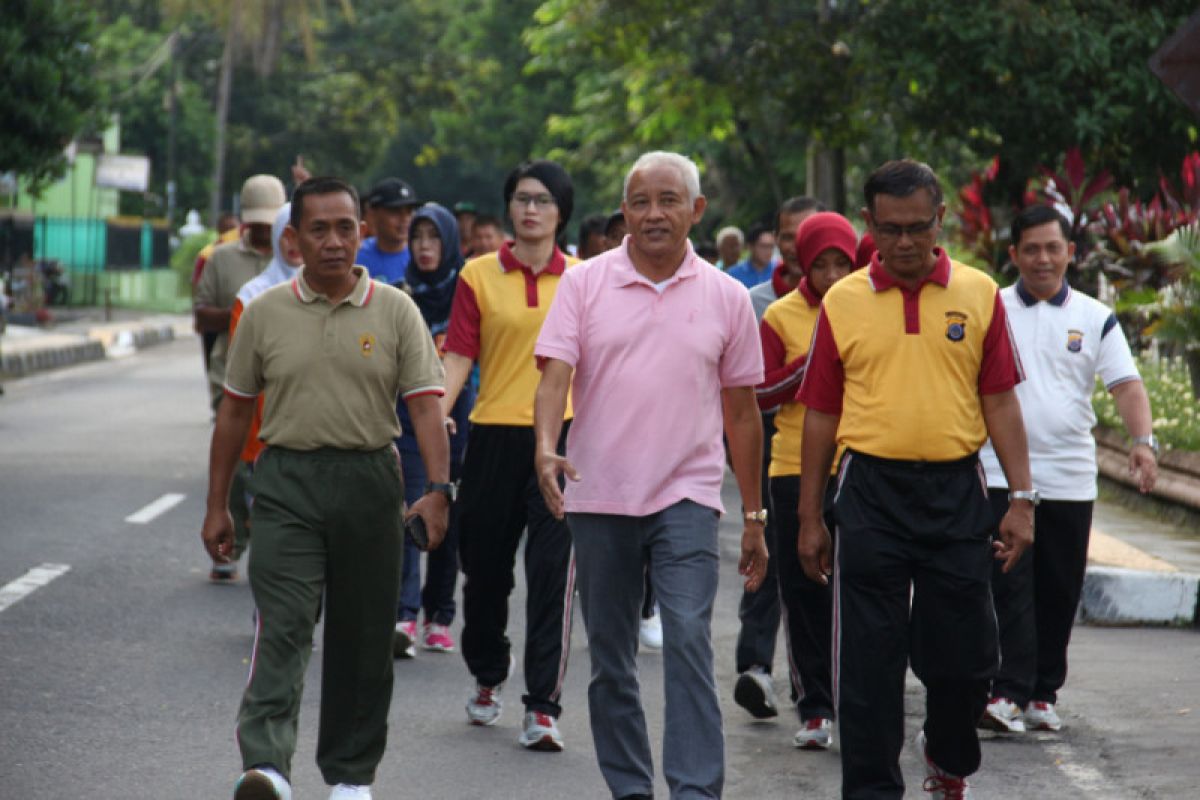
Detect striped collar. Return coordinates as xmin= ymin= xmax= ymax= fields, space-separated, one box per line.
xmin=867 ymin=247 xmax=951 ymax=292
xmin=1014 ymin=278 xmax=1070 ymax=307
xmin=291 ymin=265 xmax=375 ymax=307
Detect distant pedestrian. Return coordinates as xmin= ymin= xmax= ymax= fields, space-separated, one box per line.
xmin=356 ymin=177 xmax=421 ymax=283
xmin=797 ymin=159 xmax=1034 ymax=799
xmin=441 ymin=159 xmax=578 ymax=751
xmin=454 ymin=201 xmax=477 ymax=257
xmin=727 ymin=223 xmax=776 ymax=288
xmin=715 ymin=225 xmax=744 ymax=270
xmin=577 ymin=213 xmax=610 ymax=260
xmin=534 ymin=150 xmax=768 ymax=800
xmin=977 ymin=205 xmax=1158 ymax=735
xmin=193 ymin=175 xmax=285 ymax=413
xmin=390 ymin=203 xmax=472 ymax=659
xmin=468 ymin=213 xmax=506 ymax=256
xmin=201 ymin=177 xmax=450 ymax=800
xmin=753 ymin=211 xmax=857 ymax=750
xmin=604 ymin=210 xmax=627 ymax=249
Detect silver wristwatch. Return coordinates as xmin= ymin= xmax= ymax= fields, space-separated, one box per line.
xmin=1009 ymin=489 xmax=1040 ymax=506
xmin=1131 ymin=434 xmax=1160 ymax=456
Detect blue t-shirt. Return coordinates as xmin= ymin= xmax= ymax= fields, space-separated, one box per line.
xmin=356 ymin=237 xmax=411 ymax=283
xmin=726 ymin=258 xmax=773 ymax=289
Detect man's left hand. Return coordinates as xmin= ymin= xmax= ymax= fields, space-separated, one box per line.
xmin=738 ymin=523 xmax=769 ymax=592
xmin=406 ymin=492 xmax=450 ymax=551
xmin=1129 ymin=445 xmax=1158 ymax=494
xmin=993 ymin=501 xmax=1034 ymax=573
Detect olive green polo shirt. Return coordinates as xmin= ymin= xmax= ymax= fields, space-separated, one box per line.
xmin=224 ymin=266 xmax=445 ymax=451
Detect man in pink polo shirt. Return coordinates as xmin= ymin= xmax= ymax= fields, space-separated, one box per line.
xmin=533 ymin=150 xmax=768 ymax=800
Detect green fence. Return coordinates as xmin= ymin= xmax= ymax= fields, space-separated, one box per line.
xmin=33 ymin=218 xmax=108 ymax=271
xmin=67 ymin=268 xmax=192 ymax=314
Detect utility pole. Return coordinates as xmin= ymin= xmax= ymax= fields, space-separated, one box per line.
xmin=209 ymin=8 xmax=238 ymax=227
xmin=166 ymin=30 xmax=179 ymax=227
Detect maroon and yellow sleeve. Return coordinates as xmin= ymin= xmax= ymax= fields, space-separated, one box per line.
xmin=444 ymin=274 xmax=481 ymax=360
xmin=978 ymin=290 xmax=1024 ymax=395
xmin=796 ymin=310 xmax=844 ymax=415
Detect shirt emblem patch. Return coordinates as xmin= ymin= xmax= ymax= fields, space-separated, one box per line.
xmin=359 ymin=333 xmax=377 ymax=357
xmin=1067 ymin=329 xmax=1083 ymax=353
xmin=945 ymin=311 xmax=967 ymax=342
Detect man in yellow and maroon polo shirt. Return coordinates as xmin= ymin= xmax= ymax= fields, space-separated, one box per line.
xmin=797 ymin=159 xmax=1035 ymax=800
xmin=201 ymin=177 xmax=450 ymax=800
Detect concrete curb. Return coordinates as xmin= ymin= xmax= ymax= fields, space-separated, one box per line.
xmin=1 ymin=319 xmax=185 ymax=379
xmin=1081 ymin=565 xmax=1200 ymax=626
xmin=1 ymin=338 xmax=106 ymax=377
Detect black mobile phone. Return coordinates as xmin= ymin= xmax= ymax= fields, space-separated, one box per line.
xmin=405 ymin=514 xmax=430 ymax=551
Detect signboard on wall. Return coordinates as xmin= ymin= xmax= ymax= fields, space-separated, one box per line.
xmin=95 ymin=154 xmax=151 ymax=193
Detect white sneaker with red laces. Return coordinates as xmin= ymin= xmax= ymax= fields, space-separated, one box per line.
xmin=422 ymin=622 xmax=457 ymax=652
xmin=916 ymin=730 xmax=973 ymax=799
xmin=1024 ymin=700 xmax=1063 ymax=731
xmin=518 ymin=711 xmax=565 ymax=751
xmin=979 ymin=696 xmax=1026 ymax=733
xmin=792 ymin=717 xmax=833 ymax=750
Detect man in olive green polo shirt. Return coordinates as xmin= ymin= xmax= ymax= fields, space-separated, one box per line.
xmin=200 ymin=176 xmax=451 ymax=800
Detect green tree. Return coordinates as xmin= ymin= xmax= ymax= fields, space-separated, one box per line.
xmin=0 ymin=0 xmax=105 ymax=194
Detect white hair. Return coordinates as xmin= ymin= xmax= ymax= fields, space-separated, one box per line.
xmin=623 ymin=151 xmax=702 ymax=204
xmin=715 ymin=225 xmax=744 ymax=246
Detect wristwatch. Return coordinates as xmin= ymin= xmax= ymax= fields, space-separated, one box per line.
xmin=1132 ymin=434 xmax=1160 ymax=456
xmin=1009 ymin=489 xmax=1040 ymax=506
xmin=425 ymin=481 xmax=458 ymax=502
xmin=744 ymin=509 xmax=769 ymax=525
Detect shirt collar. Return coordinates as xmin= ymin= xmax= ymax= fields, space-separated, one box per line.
xmin=292 ymin=265 xmax=375 ymax=307
xmin=498 ymin=240 xmax=566 ymax=276
xmin=867 ymin=247 xmax=951 ymax=293
xmin=609 ymin=239 xmax=700 ymax=287
xmin=770 ymin=261 xmax=792 ymax=298
xmin=797 ymin=276 xmax=821 ymax=307
xmin=1014 ymin=278 xmax=1070 ymax=307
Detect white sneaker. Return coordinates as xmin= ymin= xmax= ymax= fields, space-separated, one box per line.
xmin=733 ymin=665 xmax=779 ymax=719
xmin=466 ymin=655 xmax=515 ymax=726
xmin=1023 ymin=700 xmax=1063 ymax=731
xmin=234 ymin=766 xmax=292 ymax=800
xmin=638 ymin=613 xmax=663 ymax=650
xmin=792 ymin=717 xmax=833 ymax=750
xmin=916 ymin=730 xmax=973 ymax=799
xmin=328 ymin=785 xmax=372 ymax=800
xmin=393 ymin=620 xmax=416 ymax=659
xmin=979 ymin=696 xmax=1026 ymax=733
xmin=518 ymin=710 xmax=565 ymax=751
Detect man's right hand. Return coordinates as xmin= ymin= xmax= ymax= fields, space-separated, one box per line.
xmin=201 ymin=508 xmax=235 ymax=564
xmin=535 ymin=451 xmax=580 ymax=520
xmin=797 ymin=516 xmax=832 ymax=585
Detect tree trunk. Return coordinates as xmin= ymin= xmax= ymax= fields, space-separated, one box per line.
xmin=208 ymin=10 xmax=238 ymax=228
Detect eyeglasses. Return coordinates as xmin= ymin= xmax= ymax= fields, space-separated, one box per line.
xmin=512 ymin=193 xmax=556 ymax=209
xmin=873 ymin=214 xmax=939 ymax=239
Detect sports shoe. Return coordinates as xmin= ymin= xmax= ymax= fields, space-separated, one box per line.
xmin=733 ymin=665 xmax=779 ymax=719
xmin=916 ymin=730 xmax=973 ymax=799
xmin=422 ymin=622 xmax=457 ymax=653
xmin=979 ymin=696 xmax=1026 ymax=733
xmin=792 ymin=717 xmax=833 ymax=750
xmin=466 ymin=654 xmax=515 ymax=726
xmin=639 ymin=613 xmax=663 ymax=650
xmin=393 ymin=620 xmax=417 ymax=659
xmin=234 ymin=766 xmax=292 ymax=800
xmin=518 ymin=710 xmax=565 ymax=751
xmin=328 ymin=785 xmax=372 ymax=799
xmin=1024 ymin=700 xmax=1063 ymax=731
xmin=210 ymin=562 xmax=238 ymax=582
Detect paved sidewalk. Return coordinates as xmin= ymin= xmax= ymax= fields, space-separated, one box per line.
xmin=1 ymin=307 xmax=192 ymax=379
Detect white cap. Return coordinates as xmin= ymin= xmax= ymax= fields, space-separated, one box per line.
xmin=240 ymin=175 xmax=287 ymax=225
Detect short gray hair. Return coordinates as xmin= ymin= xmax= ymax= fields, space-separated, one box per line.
xmin=715 ymin=225 xmax=744 ymax=246
xmin=623 ymin=151 xmax=702 ymax=204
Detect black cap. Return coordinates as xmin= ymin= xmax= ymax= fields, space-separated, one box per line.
xmin=365 ymin=177 xmax=420 ymax=209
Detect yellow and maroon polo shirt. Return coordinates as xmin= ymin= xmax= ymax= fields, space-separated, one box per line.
xmin=444 ymin=242 xmax=577 ymax=426
xmin=798 ymin=250 xmax=1022 ymax=462
xmin=224 ymin=266 xmax=444 ymax=451
xmin=758 ymin=278 xmax=837 ymax=477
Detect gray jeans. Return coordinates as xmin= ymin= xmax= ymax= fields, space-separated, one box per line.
xmin=569 ymin=500 xmax=723 ymax=799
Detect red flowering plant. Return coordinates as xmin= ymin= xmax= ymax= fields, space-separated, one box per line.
xmin=953 ymin=156 xmax=1001 ymax=270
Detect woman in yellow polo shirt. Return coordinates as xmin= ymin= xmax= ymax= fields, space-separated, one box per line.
xmin=441 ymin=160 xmax=577 ymax=752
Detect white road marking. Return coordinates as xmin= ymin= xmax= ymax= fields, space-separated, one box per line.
xmin=125 ymin=492 xmax=186 ymax=524
xmin=1045 ymin=740 xmax=1122 ymax=799
xmin=0 ymin=563 xmax=72 ymax=614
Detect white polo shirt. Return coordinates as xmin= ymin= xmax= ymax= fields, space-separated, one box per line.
xmin=980 ymin=280 xmax=1139 ymax=500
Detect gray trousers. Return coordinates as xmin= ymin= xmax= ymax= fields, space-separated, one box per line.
xmin=570 ymin=500 xmax=724 ymax=800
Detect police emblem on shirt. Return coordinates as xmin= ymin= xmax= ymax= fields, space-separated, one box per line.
xmin=945 ymin=311 xmax=967 ymax=342
xmin=1067 ymin=329 xmax=1083 ymax=353
xmin=359 ymin=333 xmax=376 ymax=357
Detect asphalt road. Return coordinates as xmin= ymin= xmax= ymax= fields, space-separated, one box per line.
xmin=1 ymin=337 xmax=1198 ymax=798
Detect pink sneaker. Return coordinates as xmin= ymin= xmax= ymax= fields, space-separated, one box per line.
xmin=422 ymin=622 xmax=457 ymax=653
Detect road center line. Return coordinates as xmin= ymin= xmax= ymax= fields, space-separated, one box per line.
xmin=0 ymin=563 xmax=72 ymax=615
xmin=125 ymin=492 xmax=187 ymax=524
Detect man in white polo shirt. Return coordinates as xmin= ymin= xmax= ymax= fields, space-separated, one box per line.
xmin=533 ymin=150 xmax=768 ymax=800
xmin=979 ymin=205 xmax=1158 ymax=735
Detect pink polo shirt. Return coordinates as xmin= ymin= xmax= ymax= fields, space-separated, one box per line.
xmin=535 ymin=240 xmax=764 ymax=516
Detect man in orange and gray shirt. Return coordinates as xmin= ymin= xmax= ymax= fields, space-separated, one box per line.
xmin=797 ymin=159 xmax=1034 ymax=799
